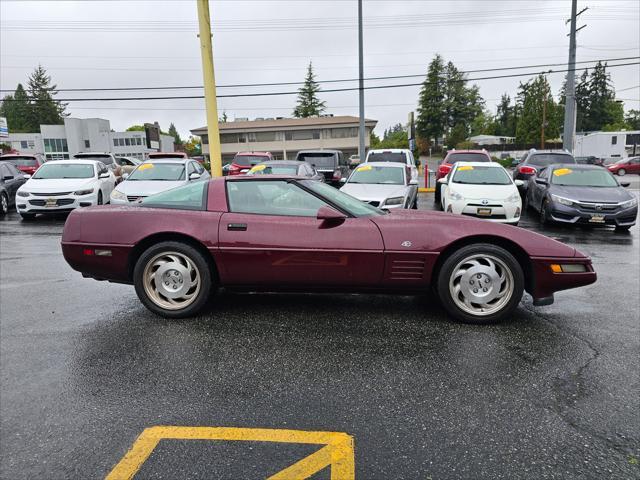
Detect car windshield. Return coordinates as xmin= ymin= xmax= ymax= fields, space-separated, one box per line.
xmin=551 ymin=168 xmax=618 ymax=187
xmin=4 ymin=157 xmax=38 ymax=167
xmin=446 ymin=153 xmax=490 ymax=164
xmin=348 ymin=165 xmax=405 ymax=184
xmin=73 ymin=155 xmax=113 ymax=164
xmin=528 ymin=154 xmax=575 ymax=167
xmin=233 ymin=155 xmax=270 ymax=167
xmin=301 ymin=180 xmax=385 ymax=217
xmin=248 ymin=165 xmax=298 ymax=175
xmin=452 ymin=165 xmax=512 ymax=185
xmin=297 ymin=153 xmax=336 ymax=168
xmin=367 ymin=152 xmax=406 ymax=163
xmin=128 ymin=162 xmax=185 ymax=181
xmin=32 ymin=163 xmax=94 ymax=179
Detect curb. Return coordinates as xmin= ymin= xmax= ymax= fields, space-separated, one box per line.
xmin=418 ymin=188 xmax=435 ymax=193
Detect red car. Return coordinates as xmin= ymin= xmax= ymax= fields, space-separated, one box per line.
xmin=434 ymin=150 xmax=492 ymax=203
xmin=227 ymin=152 xmax=273 ymax=176
xmin=0 ymin=154 xmax=42 ymax=176
xmin=61 ymin=176 xmax=596 ymax=324
xmin=607 ymin=157 xmax=640 ymax=176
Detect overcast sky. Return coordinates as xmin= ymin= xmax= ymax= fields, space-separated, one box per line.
xmin=1 ymin=0 xmax=639 ymax=138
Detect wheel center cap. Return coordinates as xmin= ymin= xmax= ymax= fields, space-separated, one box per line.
xmin=163 ymin=269 xmax=184 ymax=290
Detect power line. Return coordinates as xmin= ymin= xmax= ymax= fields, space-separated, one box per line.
xmin=1 ymin=56 xmax=636 ymax=93
xmin=3 ymin=61 xmax=638 ymax=102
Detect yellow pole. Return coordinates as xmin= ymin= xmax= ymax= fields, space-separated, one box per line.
xmin=196 ymin=0 xmax=222 ymax=177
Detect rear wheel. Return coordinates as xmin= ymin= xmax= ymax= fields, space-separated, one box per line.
xmin=0 ymin=193 xmax=8 ymax=215
xmin=617 ymin=169 xmax=626 ymax=176
xmin=437 ymin=243 xmax=524 ymax=324
xmin=434 ymin=184 xmax=441 ymax=204
xmin=97 ymin=191 xmax=103 ymax=205
xmin=134 ymin=241 xmax=214 ymax=318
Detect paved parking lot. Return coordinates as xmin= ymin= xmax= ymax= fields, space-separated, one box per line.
xmin=1 ymin=194 xmax=639 ymax=479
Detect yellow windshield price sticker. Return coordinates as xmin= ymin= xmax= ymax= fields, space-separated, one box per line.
xmin=357 ymin=165 xmax=372 ymax=171
xmin=251 ymin=164 xmax=267 ymax=172
xmin=138 ymin=163 xmax=154 ymax=171
xmin=554 ymin=168 xmax=572 ymax=176
xmin=458 ymin=165 xmax=474 ymax=171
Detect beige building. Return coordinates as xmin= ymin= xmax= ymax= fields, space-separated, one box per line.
xmin=190 ymin=115 xmax=377 ymax=162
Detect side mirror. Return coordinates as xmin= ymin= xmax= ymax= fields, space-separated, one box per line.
xmin=514 ymin=179 xmax=524 ymax=187
xmin=317 ymin=206 xmax=347 ymax=222
xmin=98 ymin=173 xmax=110 ymax=179
xmin=409 ymin=178 xmax=419 ymax=185
xmin=620 ymin=182 xmax=630 ymax=188
xmin=339 ymin=177 xmax=347 ymax=184
xmin=437 ymin=178 xmax=448 ymax=185
xmin=535 ymin=178 xmax=548 ymax=185
xmin=189 ymin=172 xmax=201 ymax=180
xmin=122 ymin=173 xmax=129 ymax=180
xmin=511 ymin=159 xmax=520 ymax=167
xmin=23 ymin=174 xmax=31 ymax=179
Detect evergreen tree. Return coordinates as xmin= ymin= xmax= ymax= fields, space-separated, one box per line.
xmin=516 ymin=75 xmax=561 ymax=144
xmin=625 ymin=109 xmax=640 ymax=130
xmin=583 ymin=62 xmax=622 ymax=131
xmin=416 ymin=54 xmax=446 ymax=145
xmin=574 ymin=69 xmax=591 ymax=132
xmin=495 ymin=94 xmax=516 ymax=137
xmin=0 ymin=84 xmax=32 ymax=133
xmin=168 ymin=123 xmax=183 ymax=145
xmin=293 ymin=62 xmax=326 ymax=118
xmin=27 ymin=65 xmax=67 ymax=128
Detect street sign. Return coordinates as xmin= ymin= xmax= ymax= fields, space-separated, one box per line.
xmin=0 ymin=117 xmax=8 ymax=138
xmin=144 ymin=123 xmax=160 ymax=150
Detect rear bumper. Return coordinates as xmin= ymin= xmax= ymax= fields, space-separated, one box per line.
xmin=61 ymin=241 xmax=132 ymax=283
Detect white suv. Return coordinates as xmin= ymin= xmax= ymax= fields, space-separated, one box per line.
xmin=364 ymin=149 xmax=419 ymax=182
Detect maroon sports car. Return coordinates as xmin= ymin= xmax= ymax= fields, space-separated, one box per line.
xmin=61 ymin=176 xmax=597 ymax=324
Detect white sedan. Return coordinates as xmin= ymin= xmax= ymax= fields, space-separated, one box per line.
xmin=15 ymin=160 xmax=116 ymax=220
xmin=438 ymin=162 xmax=524 ymax=225
xmin=340 ymin=162 xmax=418 ymax=209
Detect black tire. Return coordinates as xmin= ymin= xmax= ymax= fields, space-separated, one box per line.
xmin=20 ymin=213 xmax=36 ymax=221
xmin=434 ymin=184 xmax=441 ymax=204
xmin=412 ymin=197 xmax=418 ymax=209
xmin=0 ymin=193 xmax=8 ymax=215
xmin=617 ymin=169 xmax=626 ymax=176
xmin=97 ymin=191 xmax=103 ymax=205
xmin=133 ymin=241 xmax=215 ymax=319
xmin=522 ymin=193 xmax=530 ymax=212
xmin=436 ymin=243 xmax=524 ymax=324
xmin=615 ymin=225 xmax=632 ymax=232
xmin=540 ymin=199 xmax=553 ymax=225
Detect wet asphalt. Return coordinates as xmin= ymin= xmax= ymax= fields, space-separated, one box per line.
xmin=0 ymin=193 xmax=639 ymax=480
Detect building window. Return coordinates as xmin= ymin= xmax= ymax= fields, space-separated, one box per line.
xmin=625 ymin=133 xmax=639 ymax=145
xmin=220 ymin=133 xmax=237 ymax=144
xmin=201 ymin=134 xmax=209 ymax=145
xmin=611 ymin=136 xmax=617 ymax=145
xmin=284 ymin=130 xmax=320 ymax=141
xmin=20 ymin=140 xmax=28 ymax=149
xmin=329 ymin=127 xmax=358 ymax=139
xmin=113 ymin=138 xmax=118 ymax=147
xmin=44 ymin=138 xmax=68 ymax=153
xmin=85 ymin=140 xmax=90 ymax=148
xmin=125 ymin=138 xmax=131 ymax=146
xmin=254 ymin=131 xmax=277 ymax=142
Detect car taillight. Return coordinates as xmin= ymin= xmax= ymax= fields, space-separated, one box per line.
xmin=333 ymin=169 xmax=342 ymax=180
xmin=519 ymin=165 xmax=537 ymax=175
xmin=438 ymin=164 xmax=451 ymax=176
xmin=228 ymin=164 xmax=244 ymax=175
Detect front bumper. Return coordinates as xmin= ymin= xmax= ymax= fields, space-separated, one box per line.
xmin=16 ymin=192 xmax=99 ymax=214
xmin=450 ymin=200 xmax=521 ymax=224
xmin=530 ymin=256 xmax=597 ymax=302
xmin=548 ymin=202 xmax=637 ymax=227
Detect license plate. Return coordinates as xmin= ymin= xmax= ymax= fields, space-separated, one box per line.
xmin=45 ymin=198 xmax=57 ymax=207
xmin=589 ymin=214 xmax=605 ymax=223
xmin=477 ymin=208 xmax=492 ymax=216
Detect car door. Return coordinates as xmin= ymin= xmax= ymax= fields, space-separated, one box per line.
xmin=97 ymin=162 xmax=115 ymax=198
xmin=629 ymin=157 xmax=640 ymax=174
xmin=531 ymin=167 xmax=550 ymax=210
xmin=217 ymin=179 xmax=385 ymax=287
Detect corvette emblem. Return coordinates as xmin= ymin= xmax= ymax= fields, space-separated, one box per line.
xmin=401 ymin=241 xmax=412 ymax=247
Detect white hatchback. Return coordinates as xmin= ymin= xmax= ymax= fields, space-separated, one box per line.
xmin=438 ymin=162 xmax=524 ymax=225
xmin=364 ymin=149 xmax=419 ymax=183
xmin=15 ymin=160 xmax=116 ymax=220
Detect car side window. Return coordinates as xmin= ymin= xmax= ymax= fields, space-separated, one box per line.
xmin=102 ymin=157 xmax=113 ymax=165
xmin=0 ymin=164 xmax=10 ymax=178
xmin=187 ymin=162 xmax=197 ymax=176
xmin=194 ymin=162 xmax=205 ymax=174
xmin=227 ymin=180 xmax=329 ymax=217
xmin=5 ymin=163 xmax=21 ymax=176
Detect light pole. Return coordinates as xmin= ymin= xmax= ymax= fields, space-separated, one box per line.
xmin=357 ymin=0 xmax=365 ymax=161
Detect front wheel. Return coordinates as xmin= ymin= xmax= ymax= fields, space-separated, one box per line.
xmin=97 ymin=191 xmax=103 ymax=205
xmin=134 ymin=241 xmax=214 ymax=318
xmin=615 ymin=225 xmax=632 ymax=232
xmin=436 ymin=244 xmax=524 ymax=324
xmin=0 ymin=193 xmax=8 ymax=215
xmin=540 ymin=199 xmax=553 ymax=225
xmin=617 ymin=169 xmax=626 ymax=176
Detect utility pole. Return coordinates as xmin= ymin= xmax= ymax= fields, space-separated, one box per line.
xmin=196 ymin=0 xmax=222 ymax=177
xmin=541 ymin=92 xmax=547 ymax=149
xmin=357 ymin=0 xmax=365 ymax=161
xmin=562 ymin=0 xmax=588 ymax=152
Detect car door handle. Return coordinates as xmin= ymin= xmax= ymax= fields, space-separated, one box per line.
xmin=227 ymin=223 xmax=247 ymax=231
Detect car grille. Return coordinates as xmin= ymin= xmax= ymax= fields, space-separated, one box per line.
xmin=462 ymin=212 xmax=507 ymax=220
xmin=29 ymin=198 xmax=74 ymax=206
xmin=468 ymin=203 xmax=503 ymax=207
xmin=127 ymin=196 xmax=146 ymax=202
xmin=31 ymin=192 xmax=72 ymax=196
xmin=575 ymin=201 xmax=620 ymax=212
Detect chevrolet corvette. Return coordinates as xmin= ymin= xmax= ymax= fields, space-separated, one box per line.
xmin=61 ymin=176 xmax=597 ymax=324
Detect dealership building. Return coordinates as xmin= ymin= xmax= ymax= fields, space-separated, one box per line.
xmin=190 ymin=115 xmax=377 ymax=163
xmin=3 ymin=117 xmax=175 ymax=161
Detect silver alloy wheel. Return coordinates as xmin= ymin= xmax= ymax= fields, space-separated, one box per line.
xmin=449 ymin=253 xmax=514 ymax=317
xmin=618 ymin=169 xmax=626 ymax=176
xmin=142 ymin=251 xmax=201 ymax=311
xmin=1 ymin=194 xmax=7 ymax=214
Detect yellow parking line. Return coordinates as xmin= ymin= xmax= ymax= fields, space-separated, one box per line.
xmin=105 ymin=426 xmax=355 ymax=480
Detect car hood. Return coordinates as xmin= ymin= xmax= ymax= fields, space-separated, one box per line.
xmin=550 ymin=185 xmax=633 ymax=203
xmin=449 ymin=183 xmax=517 ymax=200
xmin=370 ymin=209 xmax=581 ymax=258
xmin=340 ymin=183 xmax=408 ymax=201
xmin=21 ymin=178 xmax=95 ymax=193
xmin=115 ymin=180 xmax=185 ymax=196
